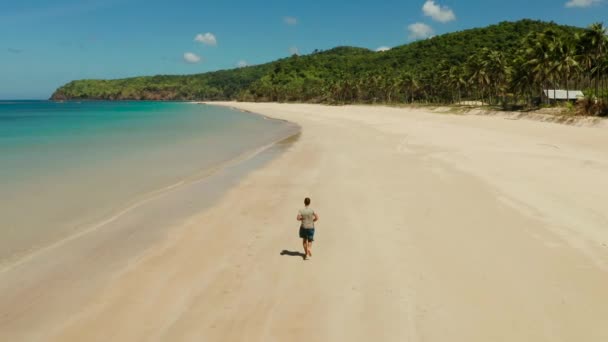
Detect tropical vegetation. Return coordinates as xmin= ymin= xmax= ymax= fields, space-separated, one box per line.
xmin=52 ymin=20 xmax=608 ymax=115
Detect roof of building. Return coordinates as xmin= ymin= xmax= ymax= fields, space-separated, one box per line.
xmin=543 ymin=89 xmax=584 ymax=100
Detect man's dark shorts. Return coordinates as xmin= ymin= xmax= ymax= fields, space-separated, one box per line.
xmin=299 ymin=226 xmax=315 ymax=241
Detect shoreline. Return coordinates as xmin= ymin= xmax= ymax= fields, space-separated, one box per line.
xmin=2 ymin=103 xmax=608 ymax=341
xmin=194 ymin=101 xmax=294 ymax=124
xmin=0 ymin=106 xmax=301 ymax=340
xmin=0 ymin=124 xmax=299 ymax=274
xmin=0 ymin=103 xmax=299 ymax=269
xmin=47 ymin=99 xmax=608 ymax=127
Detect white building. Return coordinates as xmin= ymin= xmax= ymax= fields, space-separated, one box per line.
xmin=543 ymin=89 xmax=584 ymax=101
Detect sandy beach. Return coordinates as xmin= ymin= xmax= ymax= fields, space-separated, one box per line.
xmin=2 ymin=102 xmax=608 ymax=341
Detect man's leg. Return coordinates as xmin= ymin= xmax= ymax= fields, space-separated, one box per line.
xmin=307 ymin=240 xmax=312 ymax=257
xmin=302 ymin=239 xmax=308 ymax=256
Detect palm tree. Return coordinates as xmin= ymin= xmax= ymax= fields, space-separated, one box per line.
xmin=600 ymin=57 xmax=608 ymax=100
xmin=579 ymin=23 xmax=607 ymax=100
xmin=522 ymin=30 xmax=560 ymax=104
xmin=550 ymin=38 xmax=581 ymax=101
xmin=445 ymin=65 xmax=466 ymax=104
xmin=511 ymin=49 xmax=538 ymax=106
xmin=466 ymin=51 xmax=491 ymax=104
xmin=354 ymin=74 xmax=368 ymax=101
xmin=379 ymin=73 xmax=398 ymax=103
xmin=370 ymin=74 xmax=384 ymax=103
xmin=399 ymin=72 xmax=418 ymax=103
xmin=481 ymin=49 xmax=511 ymax=105
xmin=590 ymin=55 xmax=608 ymax=101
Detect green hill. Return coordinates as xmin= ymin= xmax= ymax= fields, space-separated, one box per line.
xmin=52 ymin=19 xmax=607 ymax=111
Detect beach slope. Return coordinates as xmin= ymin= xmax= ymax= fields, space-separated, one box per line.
xmin=2 ymin=103 xmax=608 ymax=341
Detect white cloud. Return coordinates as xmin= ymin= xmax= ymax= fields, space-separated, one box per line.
xmin=376 ymin=46 xmax=391 ymax=52
xmin=194 ymin=32 xmax=217 ymax=46
xmin=289 ymin=46 xmax=300 ymax=55
xmin=422 ymin=0 xmax=456 ymax=23
xmin=565 ymin=0 xmax=600 ymax=7
xmin=284 ymin=16 xmax=298 ymax=25
xmin=408 ymin=23 xmax=434 ymax=40
xmin=183 ymin=52 xmax=201 ymax=63
xmin=237 ymin=60 xmax=248 ymax=68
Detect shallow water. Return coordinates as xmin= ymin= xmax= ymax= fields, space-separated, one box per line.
xmin=0 ymin=101 xmax=297 ymax=263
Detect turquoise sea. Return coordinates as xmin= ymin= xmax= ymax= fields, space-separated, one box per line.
xmin=0 ymin=101 xmax=297 ymax=264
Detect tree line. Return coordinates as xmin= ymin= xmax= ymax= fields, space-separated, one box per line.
xmin=52 ymin=20 xmax=607 ymax=115
xmin=242 ymin=23 xmax=607 ymax=115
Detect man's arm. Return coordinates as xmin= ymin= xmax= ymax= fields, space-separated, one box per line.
xmin=297 ymin=214 xmax=303 ymax=221
xmin=313 ymin=212 xmax=319 ymax=222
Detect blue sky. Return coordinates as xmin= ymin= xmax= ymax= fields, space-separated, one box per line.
xmin=1 ymin=0 xmax=605 ymax=99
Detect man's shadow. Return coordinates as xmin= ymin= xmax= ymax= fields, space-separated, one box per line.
xmin=280 ymin=250 xmax=306 ymax=259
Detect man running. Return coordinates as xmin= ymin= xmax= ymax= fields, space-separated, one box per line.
xmin=297 ymin=197 xmax=318 ymax=260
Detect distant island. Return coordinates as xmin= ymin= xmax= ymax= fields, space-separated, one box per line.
xmin=52 ymin=20 xmax=607 ymax=115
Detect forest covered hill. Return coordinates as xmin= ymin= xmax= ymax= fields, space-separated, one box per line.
xmin=51 ymin=19 xmax=607 ymax=114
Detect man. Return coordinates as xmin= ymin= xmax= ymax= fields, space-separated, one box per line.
xmin=297 ymin=197 xmax=318 ymax=260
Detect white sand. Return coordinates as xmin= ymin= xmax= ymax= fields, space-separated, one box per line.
xmin=1 ymin=103 xmax=607 ymax=341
